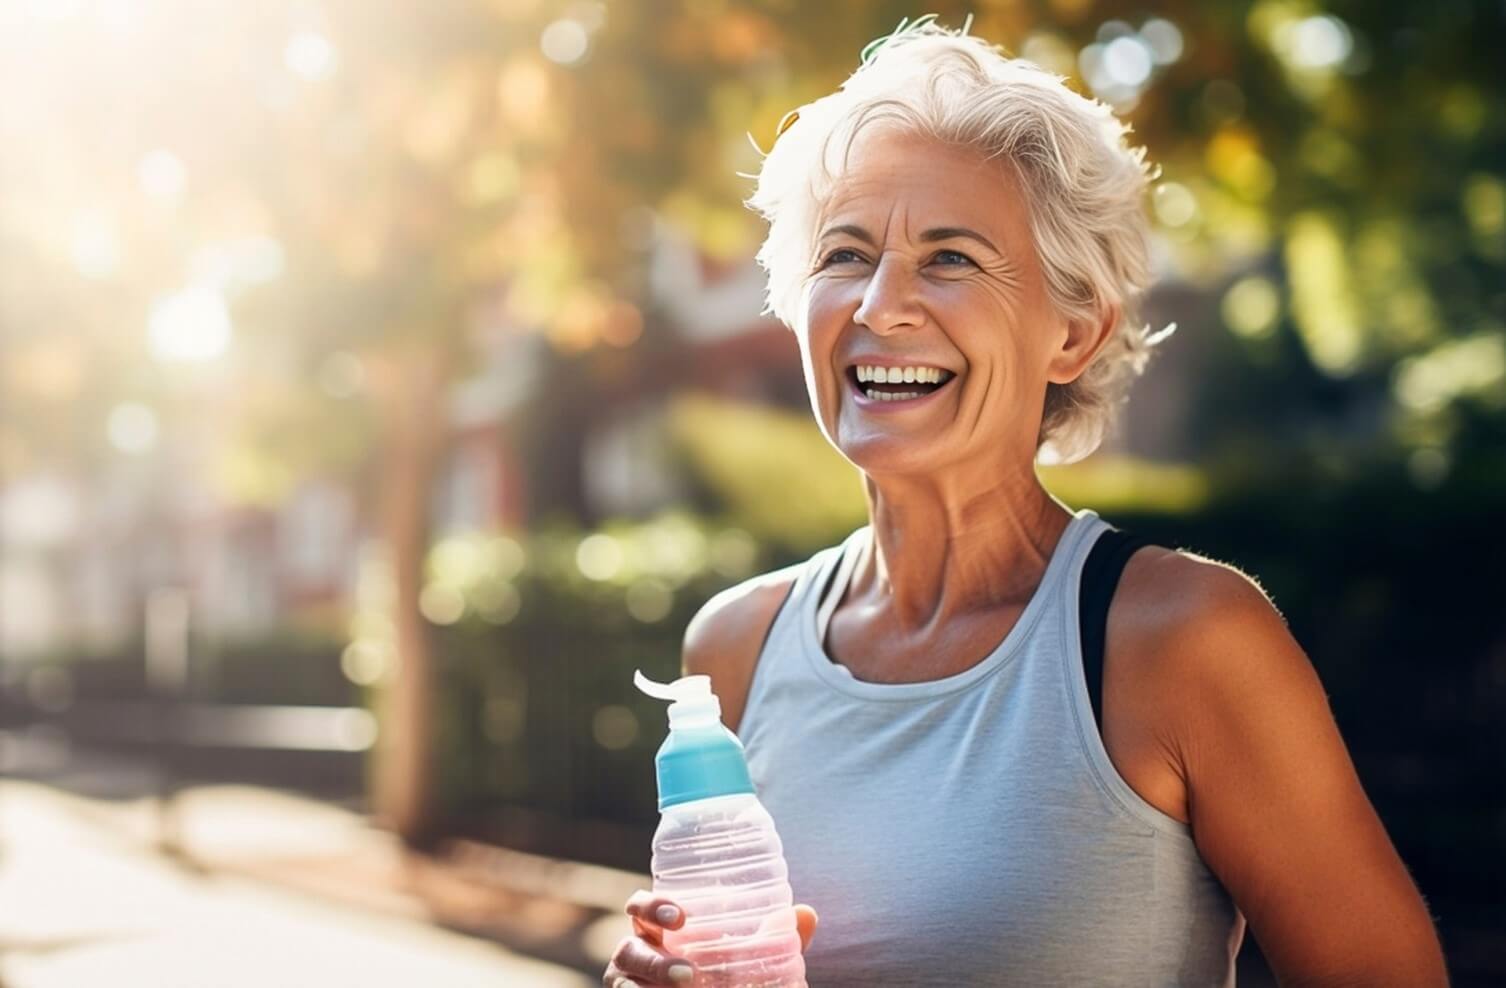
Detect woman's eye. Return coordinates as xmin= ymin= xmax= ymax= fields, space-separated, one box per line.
xmin=933 ymin=249 xmax=974 ymax=267
xmin=821 ymin=248 xmax=863 ymax=267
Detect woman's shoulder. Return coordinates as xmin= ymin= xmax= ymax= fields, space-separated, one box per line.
xmin=681 ymin=561 xmax=806 ymax=734
xmin=1114 ymin=542 xmax=1285 ymax=649
xmin=1110 ymin=542 xmax=1293 ymax=706
xmin=1099 ymin=543 xmax=1301 ymax=827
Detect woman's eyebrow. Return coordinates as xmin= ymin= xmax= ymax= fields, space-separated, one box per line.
xmin=919 ymin=227 xmax=999 ymax=252
xmin=817 ymin=223 xmax=877 ymax=245
xmin=817 ymin=223 xmax=999 ymax=253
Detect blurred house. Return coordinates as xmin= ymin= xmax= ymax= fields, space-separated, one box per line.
xmin=0 ymin=339 xmax=535 ymax=663
xmin=579 ymin=228 xmax=802 ymax=521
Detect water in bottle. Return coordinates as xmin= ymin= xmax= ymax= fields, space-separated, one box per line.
xmin=634 ymin=669 xmax=806 ymax=988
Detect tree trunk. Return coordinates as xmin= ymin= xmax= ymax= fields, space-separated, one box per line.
xmin=372 ymin=349 xmax=450 ymax=847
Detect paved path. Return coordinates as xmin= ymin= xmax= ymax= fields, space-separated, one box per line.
xmin=0 ymin=780 xmax=599 ymax=988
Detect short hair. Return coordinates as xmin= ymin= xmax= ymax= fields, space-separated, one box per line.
xmin=744 ymin=18 xmax=1174 ymax=464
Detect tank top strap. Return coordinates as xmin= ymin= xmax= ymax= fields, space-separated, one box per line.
xmin=1078 ymin=526 xmax=1162 ymax=736
xmin=738 ymin=526 xmax=867 ymax=748
xmin=814 ymin=525 xmax=867 ymax=645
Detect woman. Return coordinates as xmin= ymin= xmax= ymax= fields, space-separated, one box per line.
xmin=605 ymin=20 xmax=1449 ymax=988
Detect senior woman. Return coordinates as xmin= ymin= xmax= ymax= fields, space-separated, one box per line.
xmin=606 ymin=20 xmax=1449 ymax=988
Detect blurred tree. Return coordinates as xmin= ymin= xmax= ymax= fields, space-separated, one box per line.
xmin=1 ymin=0 xmax=1501 ymax=844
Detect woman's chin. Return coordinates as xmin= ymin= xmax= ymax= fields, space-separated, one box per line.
xmin=838 ymin=434 xmax=951 ymax=474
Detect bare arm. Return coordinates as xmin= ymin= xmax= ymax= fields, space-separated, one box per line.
xmin=1151 ymin=561 xmax=1449 ymax=987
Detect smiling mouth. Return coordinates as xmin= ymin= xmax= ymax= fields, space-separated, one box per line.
xmin=847 ymin=366 xmax=958 ymax=403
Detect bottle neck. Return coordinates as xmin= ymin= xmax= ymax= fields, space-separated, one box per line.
xmin=666 ymin=699 xmax=722 ymax=729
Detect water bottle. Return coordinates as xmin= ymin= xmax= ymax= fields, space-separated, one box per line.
xmin=634 ymin=670 xmax=807 ymax=988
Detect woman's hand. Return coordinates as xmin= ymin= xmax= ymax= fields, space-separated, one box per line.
xmin=603 ymin=889 xmax=818 ymax=987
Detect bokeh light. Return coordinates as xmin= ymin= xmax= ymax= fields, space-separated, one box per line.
xmin=285 ymin=30 xmax=338 ymax=81
xmin=106 ymin=401 xmax=159 ymax=454
xmin=575 ymin=533 xmax=624 ymax=581
xmin=540 ymin=19 xmax=589 ymax=66
xmin=1221 ymin=276 xmax=1281 ymax=339
xmin=1276 ymin=15 xmax=1353 ymax=71
xmin=137 ymin=149 xmax=186 ymax=202
xmin=148 ymin=286 xmax=233 ymax=363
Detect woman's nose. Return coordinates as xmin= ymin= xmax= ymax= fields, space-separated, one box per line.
xmin=853 ymin=254 xmax=924 ymax=333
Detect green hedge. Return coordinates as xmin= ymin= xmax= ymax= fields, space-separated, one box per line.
xmin=425 ymin=514 xmax=752 ymax=834
xmin=17 ymin=627 xmax=348 ymax=707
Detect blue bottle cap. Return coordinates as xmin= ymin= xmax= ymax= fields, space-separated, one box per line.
xmin=635 ymin=670 xmax=756 ymax=810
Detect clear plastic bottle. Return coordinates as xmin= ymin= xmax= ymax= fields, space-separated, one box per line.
xmin=635 ymin=670 xmax=807 ymax=988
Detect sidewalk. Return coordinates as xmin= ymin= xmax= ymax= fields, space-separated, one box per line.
xmin=0 ymin=778 xmax=643 ymax=987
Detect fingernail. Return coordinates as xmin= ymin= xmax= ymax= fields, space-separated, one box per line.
xmin=656 ymin=904 xmax=681 ymax=925
xmin=668 ymin=963 xmax=694 ymax=984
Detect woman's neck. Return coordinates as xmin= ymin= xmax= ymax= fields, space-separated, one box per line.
xmin=854 ymin=472 xmax=1072 ymax=633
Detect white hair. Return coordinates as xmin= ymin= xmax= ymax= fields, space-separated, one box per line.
xmin=743 ymin=17 xmax=1174 ymax=464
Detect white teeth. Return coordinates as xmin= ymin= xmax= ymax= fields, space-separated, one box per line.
xmin=854 ymin=365 xmax=950 ymax=384
xmin=864 ymin=388 xmax=924 ymax=401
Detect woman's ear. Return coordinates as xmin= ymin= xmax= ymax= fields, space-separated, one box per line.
xmin=1046 ymin=303 xmax=1120 ymax=385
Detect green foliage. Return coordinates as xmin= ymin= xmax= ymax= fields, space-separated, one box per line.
xmin=422 ymin=515 xmax=756 ymax=833
xmin=666 ymin=393 xmax=868 ymax=553
xmin=33 ymin=628 xmax=351 ymax=708
xmin=201 ymin=628 xmax=354 ymax=706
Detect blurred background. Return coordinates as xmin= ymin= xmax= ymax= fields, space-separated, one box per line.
xmin=0 ymin=0 xmax=1501 ymax=985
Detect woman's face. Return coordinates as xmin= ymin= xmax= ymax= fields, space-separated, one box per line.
xmin=798 ymin=128 xmax=1096 ymax=477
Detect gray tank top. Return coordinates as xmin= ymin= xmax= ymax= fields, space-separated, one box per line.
xmin=739 ymin=507 xmax=1246 ymax=987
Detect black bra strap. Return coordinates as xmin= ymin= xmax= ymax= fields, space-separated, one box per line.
xmin=1079 ymin=527 xmax=1160 ymax=736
